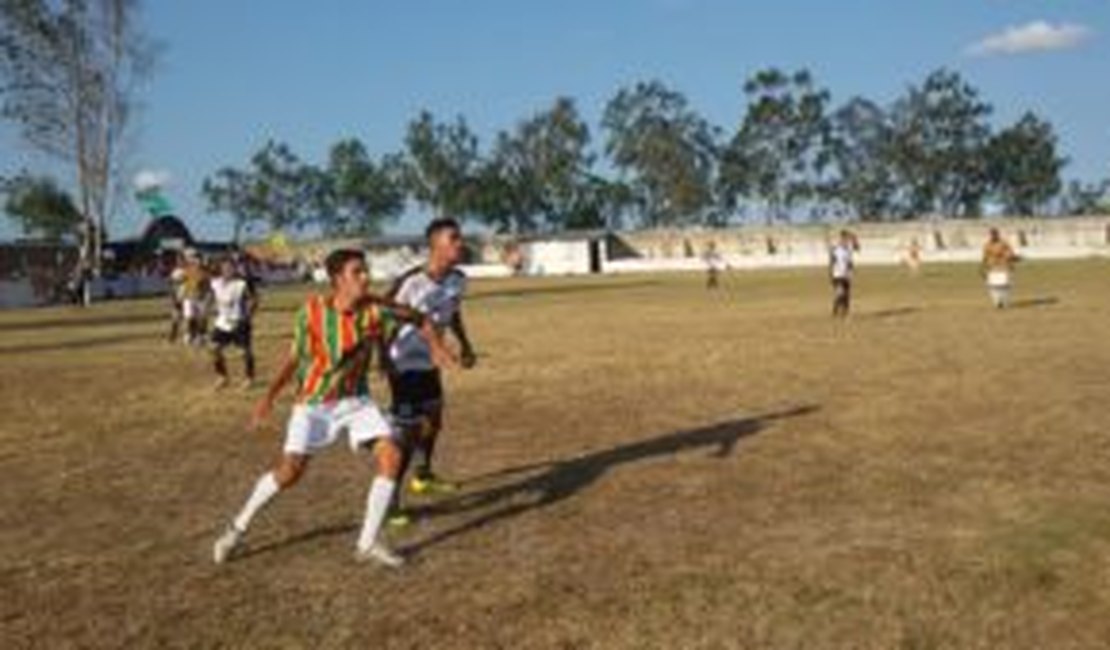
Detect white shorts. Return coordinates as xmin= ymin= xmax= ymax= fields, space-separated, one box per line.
xmin=283 ymin=397 xmax=395 ymax=456
xmin=182 ymin=298 xmax=206 ymax=320
xmin=987 ymin=271 xmax=1011 ymax=288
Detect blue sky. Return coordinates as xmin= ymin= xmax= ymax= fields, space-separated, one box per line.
xmin=2 ymin=0 xmax=1108 ymax=241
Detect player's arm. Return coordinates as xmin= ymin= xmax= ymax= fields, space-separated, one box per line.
xmin=250 ymin=351 xmax=297 ymax=431
xmin=421 ymin=319 xmax=459 ymax=369
xmin=245 ymin=282 xmax=260 ymax=318
xmin=449 ymin=310 xmax=477 ymax=369
xmin=250 ymin=303 xmax=307 ymax=430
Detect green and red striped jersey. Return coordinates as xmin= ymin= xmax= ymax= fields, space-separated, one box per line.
xmin=292 ymin=295 xmax=397 ymax=404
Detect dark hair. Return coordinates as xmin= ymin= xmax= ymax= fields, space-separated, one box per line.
xmin=425 ymin=217 xmax=461 ymax=242
xmin=324 ymin=248 xmax=366 ymax=280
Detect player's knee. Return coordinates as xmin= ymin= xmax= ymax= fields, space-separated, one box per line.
xmin=274 ymin=455 xmax=307 ymax=487
xmin=374 ymin=440 xmax=403 ymax=479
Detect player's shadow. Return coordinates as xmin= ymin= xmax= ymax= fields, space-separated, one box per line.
xmin=1010 ymin=296 xmax=1059 ymax=310
xmin=860 ymin=307 xmax=920 ymax=320
xmin=405 ymin=404 xmax=819 ymax=553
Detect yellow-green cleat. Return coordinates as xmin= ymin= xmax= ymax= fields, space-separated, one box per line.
xmin=409 ymin=474 xmax=458 ymax=496
xmin=387 ymin=512 xmax=413 ymax=529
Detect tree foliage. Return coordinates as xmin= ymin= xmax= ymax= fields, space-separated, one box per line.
xmin=2 ymin=171 xmax=82 ymax=240
xmin=602 ymin=80 xmax=719 ymax=228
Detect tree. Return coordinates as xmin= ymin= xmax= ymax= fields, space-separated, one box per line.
xmin=1060 ymin=179 xmax=1109 ymax=216
xmin=319 ymin=138 xmax=405 ymax=236
xmin=0 ymin=0 xmax=156 ymax=302
xmin=602 ymin=80 xmax=719 ymax=228
xmin=827 ymin=97 xmax=897 ymax=221
xmin=888 ymin=69 xmax=993 ymax=218
xmin=202 ymin=140 xmax=317 ymax=241
xmin=565 ymin=175 xmax=637 ymax=231
xmin=986 ymin=112 xmax=1066 ymax=216
xmin=402 ymin=110 xmax=481 ymax=218
xmin=2 ymin=172 xmax=82 ymax=240
xmin=721 ymin=69 xmax=832 ymax=223
xmin=201 ymin=167 xmax=261 ymax=244
xmin=490 ymin=96 xmax=594 ymax=233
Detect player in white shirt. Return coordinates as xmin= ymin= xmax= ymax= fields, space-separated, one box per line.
xmin=209 ymin=257 xmax=259 ymax=389
xmin=384 ymin=218 xmax=477 ymax=520
xmin=829 ymin=230 xmax=856 ymax=318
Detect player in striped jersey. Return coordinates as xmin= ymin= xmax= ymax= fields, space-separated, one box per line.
xmin=212 ymin=249 xmax=453 ymax=568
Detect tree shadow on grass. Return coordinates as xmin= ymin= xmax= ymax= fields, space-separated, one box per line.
xmin=405 ymin=404 xmax=820 ymax=553
xmin=0 ymin=312 xmax=166 ymax=332
xmin=0 ymin=333 xmax=154 ymax=355
xmin=470 ymin=279 xmax=662 ymax=302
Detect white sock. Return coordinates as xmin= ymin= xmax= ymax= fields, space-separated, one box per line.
xmin=356 ymin=477 xmax=396 ymax=551
xmin=233 ymin=472 xmax=280 ymax=532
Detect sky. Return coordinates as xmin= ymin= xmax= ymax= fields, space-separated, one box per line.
xmin=2 ymin=0 xmax=1108 ymax=241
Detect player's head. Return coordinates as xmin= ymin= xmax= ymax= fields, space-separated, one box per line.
xmin=426 ymin=217 xmax=464 ymax=266
xmin=989 ymin=228 xmax=1001 ymax=242
xmin=218 ymin=257 xmax=237 ymax=279
xmin=325 ymin=248 xmax=370 ymax=300
xmin=839 ymin=229 xmax=852 ymax=244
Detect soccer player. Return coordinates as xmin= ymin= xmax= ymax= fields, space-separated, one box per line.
xmin=703 ymin=241 xmax=724 ymax=290
xmin=829 ymin=230 xmax=856 ymax=318
xmin=981 ymin=228 xmax=1019 ymax=309
xmin=167 ymin=253 xmax=186 ymax=344
xmin=210 ymin=257 xmax=258 ymax=389
xmin=180 ymin=250 xmax=210 ymax=346
xmin=386 ymin=218 xmax=477 ymax=513
xmin=212 ymin=248 xmax=452 ymax=568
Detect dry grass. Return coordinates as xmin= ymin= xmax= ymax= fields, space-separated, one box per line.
xmin=3 ymin=260 xmax=1110 ymax=649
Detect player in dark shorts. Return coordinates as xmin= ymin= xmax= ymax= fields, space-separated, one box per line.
xmin=384 ymin=218 xmax=477 ymax=525
xmin=210 ymin=258 xmax=258 ymax=388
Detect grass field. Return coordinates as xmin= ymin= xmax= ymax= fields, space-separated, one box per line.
xmin=3 ymin=260 xmax=1110 ymax=649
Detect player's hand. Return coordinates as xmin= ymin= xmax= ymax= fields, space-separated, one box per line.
xmin=460 ymin=347 xmax=478 ymax=370
xmin=432 ymin=344 xmax=460 ymax=370
xmin=249 ymin=397 xmax=273 ymax=432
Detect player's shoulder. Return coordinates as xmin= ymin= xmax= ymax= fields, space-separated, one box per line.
xmin=446 ymin=266 xmax=468 ymax=288
xmin=391 ymin=264 xmax=426 ymax=291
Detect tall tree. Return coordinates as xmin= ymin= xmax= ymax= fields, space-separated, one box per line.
xmin=827 ymin=97 xmax=897 ymax=221
xmin=721 ymin=68 xmax=832 ymax=223
xmin=888 ymin=69 xmax=993 ymax=218
xmin=202 ymin=140 xmax=317 ymax=241
xmin=402 ymin=110 xmax=481 ymax=218
xmin=1060 ymin=179 xmax=1110 ymax=216
xmin=2 ymin=171 xmax=82 ymax=240
xmin=320 ymin=138 xmax=405 ymax=236
xmin=986 ymin=112 xmax=1066 ymax=217
xmin=201 ymin=167 xmax=261 ymax=244
xmin=0 ymin=0 xmax=156 ymax=302
xmin=490 ymin=96 xmax=593 ymax=233
xmin=602 ymin=80 xmax=719 ymax=228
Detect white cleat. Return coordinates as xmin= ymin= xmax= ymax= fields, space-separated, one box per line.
xmin=213 ymin=525 xmax=243 ymax=564
xmin=354 ymin=542 xmax=406 ymax=569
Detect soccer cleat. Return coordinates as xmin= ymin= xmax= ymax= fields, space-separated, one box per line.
xmin=354 ymin=542 xmax=406 ymax=568
xmin=213 ymin=376 xmax=230 ymax=391
xmin=387 ymin=512 xmax=413 ymax=529
xmin=409 ymin=474 xmax=458 ymax=496
xmin=213 ymin=525 xmax=243 ymax=564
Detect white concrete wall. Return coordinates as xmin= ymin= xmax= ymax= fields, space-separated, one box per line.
xmin=522 ymin=240 xmax=592 ymax=276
